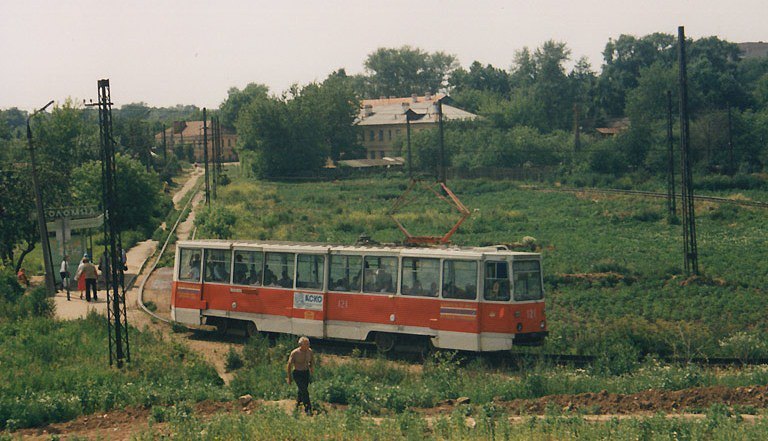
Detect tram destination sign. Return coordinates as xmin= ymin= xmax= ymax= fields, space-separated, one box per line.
xmin=45 ymin=206 xmax=99 ymax=221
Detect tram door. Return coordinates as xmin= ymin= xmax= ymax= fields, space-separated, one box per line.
xmin=436 ymin=259 xmax=481 ymax=351
xmin=292 ymin=253 xmax=326 ymax=338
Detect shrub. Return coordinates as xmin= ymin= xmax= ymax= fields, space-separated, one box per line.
xmin=225 ymin=346 xmax=244 ymax=372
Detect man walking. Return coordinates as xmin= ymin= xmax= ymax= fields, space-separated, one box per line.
xmin=286 ymin=336 xmax=314 ymax=414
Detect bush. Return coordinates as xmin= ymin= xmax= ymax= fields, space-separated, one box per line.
xmin=225 ymin=346 xmax=244 ymax=372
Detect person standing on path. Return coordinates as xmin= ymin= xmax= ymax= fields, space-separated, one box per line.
xmin=286 ymin=336 xmax=314 ymax=414
xmin=60 ymin=256 xmax=70 ymax=301
xmin=74 ymin=257 xmax=99 ymax=302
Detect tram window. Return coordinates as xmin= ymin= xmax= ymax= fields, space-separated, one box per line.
xmin=329 ymin=255 xmax=362 ymax=292
xmin=484 ymin=261 xmax=510 ymax=301
xmin=513 ymin=260 xmax=543 ymax=301
xmin=296 ymin=254 xmax=325 ymax=290
xmin=401 ymin=257 xmax=439 ymax=297
xmin=204 ymin=249 xmax=231 ymax=283
xmin=179 ymin=248 xmax=202 ymax=282
xmin=233 ymin=250 xmax=263 ymax=286
xmin=442 ymin=260 xmax=477 ymax=300
xmin=362 ymin=256 xmax=397 ymax=294
xmin=264 ymin=252 xmax=295 ymax=288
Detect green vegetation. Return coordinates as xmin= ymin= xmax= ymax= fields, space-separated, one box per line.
xmin=134 ymin=406 xmax=768 ymax=440
xmin=0 ymin=269 xmax=226 ymax=430
xmin=199 ymin=173 xmax=768 ymax=365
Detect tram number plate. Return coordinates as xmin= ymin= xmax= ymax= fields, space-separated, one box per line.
xmin=293 ymin=292 xmax=324 ymax=311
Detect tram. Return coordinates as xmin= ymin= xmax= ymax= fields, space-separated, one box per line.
xmin=171 ymin=239 xmax=547 ymax=352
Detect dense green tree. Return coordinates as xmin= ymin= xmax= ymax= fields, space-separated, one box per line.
xmin=70 ymin=154 xmax=169 ymax=235
xmin=0 ymin=170 xmax=38 ymax=272
xmin=219 ymin=83 xmax=270 ymax=129
xmin=363 ymin=46 xmax=458 ymax=97
xmin=32 ymin=100 xmax=99 ymax=207
xmin=448 ymin=61 xmax=511 ymax=96
xmin=598 ymin=33 xmax=676 ymax=117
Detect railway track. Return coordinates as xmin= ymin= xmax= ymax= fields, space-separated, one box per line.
xmin=536 ymin=186 xmax=768 ymax=209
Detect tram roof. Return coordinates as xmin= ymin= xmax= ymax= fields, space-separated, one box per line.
xmin=177 ymin=239 xmax=539 ymax=258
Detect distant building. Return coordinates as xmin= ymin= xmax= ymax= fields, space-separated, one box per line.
xmin=595 ymin=117 xmax=630 ymax=138
xmin=738 ymin=42 xmax=768 ymax=59
xmin=356 ymin=93 xmax=478 ymax=160
xmin=155 ymin=121 xmax=238 ymax=163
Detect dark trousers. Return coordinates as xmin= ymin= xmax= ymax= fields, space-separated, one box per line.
xmin=292 ymin=369 xmax=311 ymax=413
xmin=85 ymin=278 xmax=98 ymax=301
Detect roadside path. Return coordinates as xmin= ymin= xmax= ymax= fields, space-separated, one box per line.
xmin=52 ymin=168 xmax=200 ymax=321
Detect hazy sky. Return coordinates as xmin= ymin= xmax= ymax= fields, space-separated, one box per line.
xmin=1 ymin=0 xmax=765 ymax=111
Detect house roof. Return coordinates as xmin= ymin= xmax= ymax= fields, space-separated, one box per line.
xmin=357 ymin=95 xmax=477 ymax=127
xmin=154 ymin=121 xmax=235 ymax=140
xmin=338 ymin=157 xmax=405 ymax=168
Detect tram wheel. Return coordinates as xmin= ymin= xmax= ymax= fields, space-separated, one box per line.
xmin=215 ymin=318 xmax=230 ymax=336
xmin=245 ymin=321 xmax=258 ymax=338
xmin=375 ymin=332 xmax=397 ymax=353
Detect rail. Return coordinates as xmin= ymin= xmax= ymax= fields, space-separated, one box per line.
xmin=136 ymin=177 xmax=202 ymax=324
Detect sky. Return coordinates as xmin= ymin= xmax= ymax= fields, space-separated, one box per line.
xmin=1 ymin=0 xmax=765 ymax=111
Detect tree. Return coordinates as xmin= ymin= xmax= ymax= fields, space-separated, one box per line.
xmin=449 ymin=61 xmax=511 ymax=96
xmin=70 ymin=154 xmax=169 ymax=235
xmin=33 ymin=100 xmax=99 ymax=207
xmin=219 ymin=83 xmax=270 ymax=129
xmin=363 ymin=46 xmax=458 ymax=97
xmin=597 ymin=33 xmax=676 ymax=117
xmin=0 ymin=170 xmax=39 ymax=272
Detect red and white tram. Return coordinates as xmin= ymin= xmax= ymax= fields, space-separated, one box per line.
xmin=171 ymin=239 xmax=547 ymax=352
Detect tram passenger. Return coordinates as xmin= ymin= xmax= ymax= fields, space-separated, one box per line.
xmin=278 ymin=270 xmax=292 ymax=288
xmin=187 ymin=255 xmax=201 ymax=280
xmin=233 ymin=254 xmax=248 ymax=285
xmin=376 ymin=269 xmax=393 ymax=292
xmin=263 ymin=264 xmax=276 ymax=286
xmin=333 ymin=278 xmax=349 ymax=291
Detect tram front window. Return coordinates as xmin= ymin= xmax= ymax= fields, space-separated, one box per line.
xmin=513 ymin=260 xmax=543 ymax=300
xmin=179 ymin=248 xmax=201 ymax=282
xmin=484 ymin=261 xmax=510 ymax=301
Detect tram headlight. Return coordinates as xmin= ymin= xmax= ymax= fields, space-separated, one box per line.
xmin=540 ymin=320 xmax=546 ymax=329
xmin=516 ymin=323 xmax=523 ymax=332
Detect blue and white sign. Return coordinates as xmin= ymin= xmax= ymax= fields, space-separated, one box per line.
xmin=293 ymin=292 xmax=324 ymax=311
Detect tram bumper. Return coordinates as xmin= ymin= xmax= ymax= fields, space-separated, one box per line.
xmin=513 ymin=331 xmax=548 ymax=346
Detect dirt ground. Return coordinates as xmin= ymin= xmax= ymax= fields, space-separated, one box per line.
xmin=13 ymin=385 xmax=768 ymax=439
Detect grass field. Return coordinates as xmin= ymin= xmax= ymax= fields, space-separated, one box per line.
xmin=197 ymin=172 xmax=768 ymax=362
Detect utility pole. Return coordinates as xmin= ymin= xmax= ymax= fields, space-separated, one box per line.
xmin=162 ymin=123 xmax=167 ymax=162
xmin=678 ymin=26 xmax=698 ymax=276
xmin=203 ymin=108 xmax=210 ymax=207
xmin=573 ymin=103 xmax=581 ymax=153
xmin=406 ymin=110 xmax=413 ymax=179
xmin=211 ymin=116 xmax=218 ymax=200
xmin=26 ymin=100 xmax=57 ymax=295
xmin=87 ymin=79 xmax=130 ymax=367
xmin=727 ymin=104 xmax=735 ymax=176
xmin=666 ymin=90 xmax=676 ymax=217
xmin=437 ymin=99 xmax=446 ymax=184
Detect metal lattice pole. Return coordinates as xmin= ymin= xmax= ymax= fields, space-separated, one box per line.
xmin=666 ymin=90 xmax=676 ymax=217
xmin=203 ymin=108 xmax=210 ymax=207
xmin=90 ymin=79 xmax=130 ymax=367
xmin=677 ymin=27 xmax=698 ymax=276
